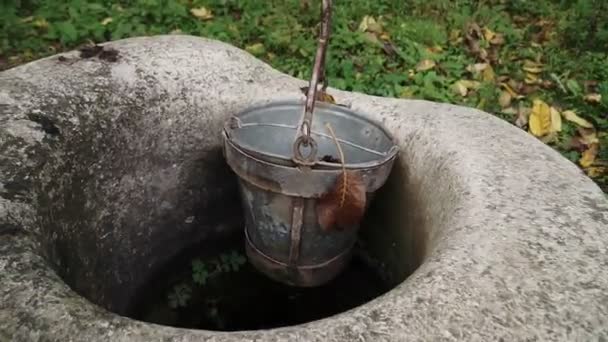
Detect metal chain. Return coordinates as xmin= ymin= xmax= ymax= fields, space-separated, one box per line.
xmin=293 ymin=0 xmax=332 ymax=165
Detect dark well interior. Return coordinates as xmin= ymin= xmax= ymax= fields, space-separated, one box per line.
xmin=32 ymin=99 xmax=428 ymax=331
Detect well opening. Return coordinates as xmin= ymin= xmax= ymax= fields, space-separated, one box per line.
xmin=31 ymin=99 xmax=427 ymax=331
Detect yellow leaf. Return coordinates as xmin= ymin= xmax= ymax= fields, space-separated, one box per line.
xmin=245 ymin=43 xmax=265 ymax=55
xmin=528 ymin=99 xmax=552 ymax=137
xmin=452 ymin=81 xmax=468 ymax=97
xmin=580 ymin=143 xmax=599 ymax=168
xmin=452 ymin=80 xmax=481 ymax=97
xmin=415 ymin=59 xmax=436 ymax=71
xmin=466 ymin=63 xmax=489 ymax=74
xmin=482 ymin=27 xmax=496 ymax=41
xmin=498 ymin=91 xmax=512 ymax=108
xmin=32 ymin=18 xmax=49 ymax=29
xmin=550 ymin=106 xmax=561 ymax=133
xmin=190 ymin=7 xmax=214 ymax=20
xmin=359 ymin=15 xmax=382 ymax=33
xmin=426 ymin=45 xmax=443 ymax=53
xmin=584 ymin=93 xmax=602 ymax=103
xmin=561 ymin=110 xmax=594 ymax=129
xmin=482 ymin=64 xmax=495 ymax=82
xmin=526 ymin=72 xmax=539 ymax=82
xmin=379 ymin=32 xmax=390 ymax=41
xmin=523 ymin=60 xmax=543 ymax=70
xmin=585 ymin=166 xmax=606 ymax=178
xmin=499 ymin=82 xmax=523 ymax=99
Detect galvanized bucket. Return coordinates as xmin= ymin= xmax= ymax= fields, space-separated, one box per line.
xmin=222 ymin=99 xmax=398 ymax=286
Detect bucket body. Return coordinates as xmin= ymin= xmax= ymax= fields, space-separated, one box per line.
xmin=222 ymin=100 xmax=398 ymax=286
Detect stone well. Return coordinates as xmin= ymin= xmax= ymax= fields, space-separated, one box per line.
xmin=1 ymin=35 xmax=607 ymax=341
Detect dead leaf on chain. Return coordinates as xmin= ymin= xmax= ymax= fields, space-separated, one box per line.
xmin=317 ymin=171 xmax=367 ymax=231
xmin=317 ymin=123 xmax=367 ymax=232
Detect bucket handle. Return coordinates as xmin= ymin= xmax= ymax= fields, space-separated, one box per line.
xmin=293 ymin=0 xmax=333 ymax=166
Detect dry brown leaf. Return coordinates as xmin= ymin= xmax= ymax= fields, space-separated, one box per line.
xmin=416 ymin=59 xmax=436 ymax=71
xmin=584 ymin=93 xmax=602 ymax=104
xmin=515 ymin=104 xmax=531 ymax=128
xmin=190 ymin=7 xmax=214 ymax=20
xmin=562 ymin=110 xmax=594 ymax=129
xmin=580 ymin=143 xmax=599 ymax=168
xmin=490 ymin=34 xmax=505 ymax=45
xmin=300 ymin=87 xmax=336 ymax=104
xmin=317 ymin=123 xmax=367 ymax=231
xmin=499 ymin=91 xmax=512 ymax=108
xmin=578 ymin=127 xmax=600 ymax=145
xmin=317 ymin=171 xmax=367 ymax=231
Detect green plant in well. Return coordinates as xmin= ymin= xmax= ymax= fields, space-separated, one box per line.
xmin=167 ymin=283 xmax=192 ymax=309
xmin=192 ymin=250 xmax=247 ymax=286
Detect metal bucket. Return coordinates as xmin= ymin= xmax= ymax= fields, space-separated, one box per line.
xmin=222 ymin=99 xmax=398 ymax=287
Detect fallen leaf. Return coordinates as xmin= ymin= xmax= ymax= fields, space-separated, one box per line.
xmin=245 ymin=43 xmax=265 ymax=55
xmin=359 ymin=15 xmax=382 ymax=33
xmin=523 ymin=60 xmax=543 ymax=74
xmin=515 ymin=104 xmax=531 ymax=128
xmin=585 ymin=166 xmax=606 ymax=178
xmin=482 ymin=64 xmax=495 ymax=82
xmin=32 ymin=18 xmax=49 ymax=29
xmin=499 ymin=82 xmax=523 ymax=99
xmin=299 ymin=87 xmax=336 ymax=104
xmin=528 ymin=99 xmax=552 ymax=137
xmin=580 ymin=143 xmax=599 ymax=168
xmin=464 ymin=22 xmax=488 ymax=62
xmin=584 ymin=93 xmax=602 ymax=104
xmin=561 ymin=110 xmax=594 ymax=128
xmin=190 ymin=7 xmax=214 ymax=20
xmin=499 ymin=91 xmax=512 ymax=108
xmin=490 ymin=34 xmax=505 ymax=45
xmin=101 ymin=17 xmax=113 ymax=26
xmin=467 ymin=63 xmax=489 ymax=74
xmin=550 ymin=106 xmax=562 ymax=133
xmin=482 ymin=27 xmax=496 ymax=41
xmin=317 ymin=171 xmax=367 ymax=231
xmin=578 ymin=127 xmax=599 ymax=145
xmin=415 ymin=59 xmax=436 ymax=71
xmin=452 ymin=80 xmax=481 ymax=97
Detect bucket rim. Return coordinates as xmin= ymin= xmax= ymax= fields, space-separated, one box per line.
xmin=223 ymin=99 xmax=400 ymax=169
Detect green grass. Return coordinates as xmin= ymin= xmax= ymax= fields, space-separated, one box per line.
xmin=1 ymin=0 xmax=607 ymax=192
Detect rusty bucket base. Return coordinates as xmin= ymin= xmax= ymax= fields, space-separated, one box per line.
xmin=245 ymin=227 xmax=353 ymax=287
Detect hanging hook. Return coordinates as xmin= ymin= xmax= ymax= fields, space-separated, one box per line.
xmin=293 ymin=0 xmax=333 ymax=166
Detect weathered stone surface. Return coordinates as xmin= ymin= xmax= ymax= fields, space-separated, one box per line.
xmin=1 ymin=35 xmax=607 ymax=341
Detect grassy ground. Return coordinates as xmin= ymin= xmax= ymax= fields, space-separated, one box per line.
xmin=1 ymin=0 xmax=607 ymax=192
